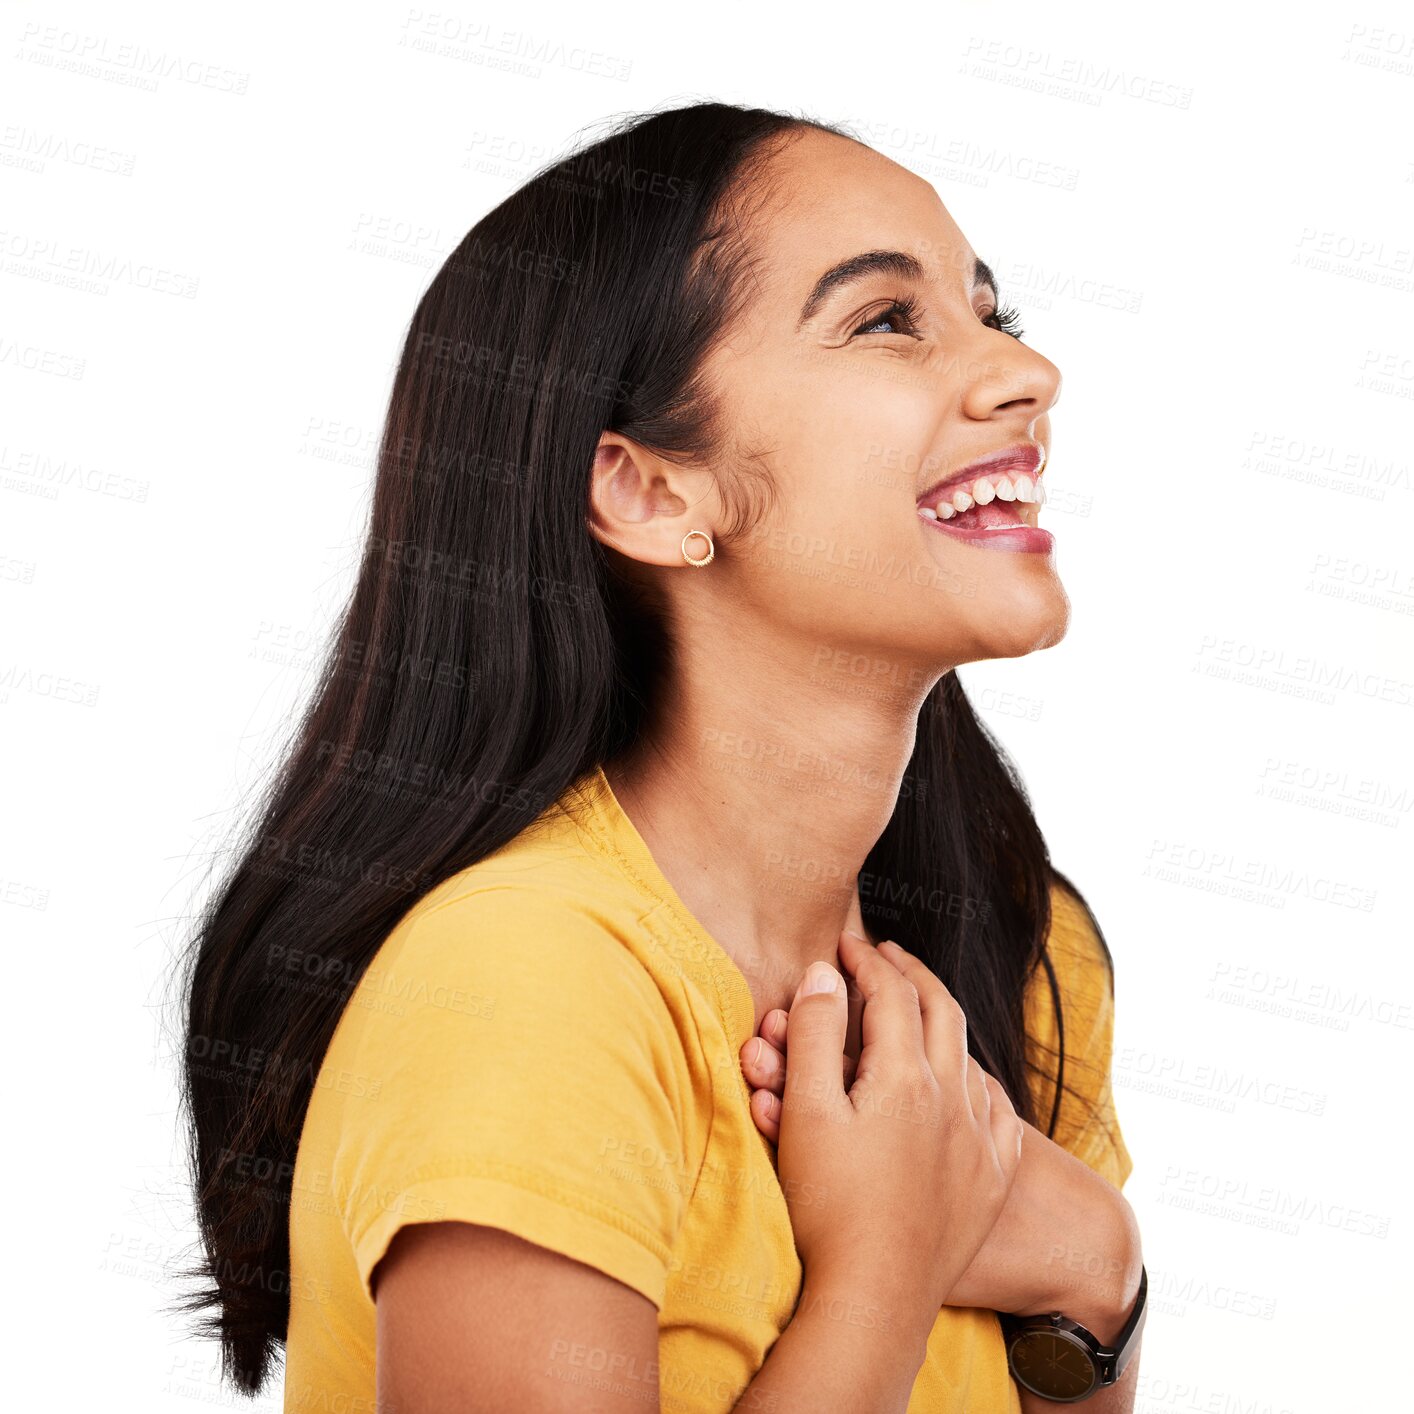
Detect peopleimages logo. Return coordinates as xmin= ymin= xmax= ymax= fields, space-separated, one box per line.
xmin=1143 ymin=839 xmax=1377 ymax=912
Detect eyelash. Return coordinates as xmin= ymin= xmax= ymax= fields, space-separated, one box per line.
xmin=851 ymin=294 xmax=1026 ymax=342
xmin=985 ymin=302 xmax=1026 ymax=340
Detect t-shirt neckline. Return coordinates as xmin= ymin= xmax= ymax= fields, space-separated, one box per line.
xmin=572 ymin=762 xmax=757 ymax=1050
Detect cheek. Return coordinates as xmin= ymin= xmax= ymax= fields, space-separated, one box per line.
xmin=779 ymin=370 xmax=941 ymax=501
xmin=751 ymin=413 xmax=911 ymax=558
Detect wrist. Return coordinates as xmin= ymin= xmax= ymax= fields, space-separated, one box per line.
xmin=1022 ymin=1228 xmax=1143 ymax=1348
xmin=755 ymin=1275 xmax=935 ymax=1414
xmin=797 ymin=1271 xmax=936 ymax=1365
xmin=1002 ymin=1264 xmax=1148 ymax=1403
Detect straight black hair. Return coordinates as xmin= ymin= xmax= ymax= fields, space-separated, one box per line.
xmin=174 ymin=98 xmax=1117 ymax=1394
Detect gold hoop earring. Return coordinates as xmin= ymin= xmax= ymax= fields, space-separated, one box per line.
xmin=681 ymin=530 xmax=715 ymax=567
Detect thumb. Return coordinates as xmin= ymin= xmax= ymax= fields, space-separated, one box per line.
xmin=782 ymin=959 xmax=848 ymax=1111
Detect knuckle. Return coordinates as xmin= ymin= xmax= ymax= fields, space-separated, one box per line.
xmin=853 ymin=949 xmax=893 ymax=984
xmin=900 ymin=1063 xmax=937 ymax=1108
xmin=792 ymin=991 xmax=835 ymax=1019
xmin=936 ymin=1093 xmax=968 ymax=1137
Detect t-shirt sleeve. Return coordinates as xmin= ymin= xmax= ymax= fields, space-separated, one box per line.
xmin=1023 ymin=884 xmax=1134 ymax=1191
xmin=330 ymin=884 xmax=694 ymax=1309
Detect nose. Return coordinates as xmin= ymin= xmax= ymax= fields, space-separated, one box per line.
xmin=960 ymin=333 xmax=1062 ymax=424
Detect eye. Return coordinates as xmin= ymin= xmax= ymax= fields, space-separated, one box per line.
xmin=982 ymin=302 xmax=1026 ymax=341
xmin=851 ymin=292 xmax=924 ymax=339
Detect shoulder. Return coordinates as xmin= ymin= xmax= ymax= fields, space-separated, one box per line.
xmin=389 ymin=877 xmax=664 ymax=994
xmin=325 ymin=878 xmax=700 ymax=1309
xmin=358 ymin=810 xmax=676 ymax=1023
xmin=1024 ymin=878 xmax=1134 ymax=1188
xmin=1044 ymin=881 xmax=1114 ymax=992
xmin=345 ymin=878 xmax=687 ymax=1084
xmin=1024 ymin=881 xmax=1115 ymax=1034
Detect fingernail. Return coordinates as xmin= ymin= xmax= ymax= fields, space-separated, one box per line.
xmin=801 ymin=961 xmax=839 ymax=996
xmin=842 ymin=930 xmax=869 ymax=944
xmin=746 ymin=1037 xmax=764 ymax=1067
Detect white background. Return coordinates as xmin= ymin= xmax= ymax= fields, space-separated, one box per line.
xmin=5 ymin=2 xmax=1411 ymax=1409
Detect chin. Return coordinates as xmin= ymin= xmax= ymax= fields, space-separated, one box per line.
xmin=968 ymin=580 xmax=1071 ymax=662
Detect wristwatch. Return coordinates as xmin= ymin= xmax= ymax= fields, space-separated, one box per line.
xmin=998 ymin=1264 xmax=1147 ymax=1402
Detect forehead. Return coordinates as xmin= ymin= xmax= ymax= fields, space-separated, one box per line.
xmin=748 ymin=129 xmax=978 ymax=302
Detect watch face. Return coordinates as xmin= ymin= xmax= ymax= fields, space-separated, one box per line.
xmin=1010 ymin=1328 xmax=1099 ymax=1401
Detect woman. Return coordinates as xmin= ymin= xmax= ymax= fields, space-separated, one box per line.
xmin=178 ymin=101 xmax=1143 ymax=1411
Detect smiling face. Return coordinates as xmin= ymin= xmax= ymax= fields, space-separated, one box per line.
xmin=592 ymin=126 xmax=1069 ymax=676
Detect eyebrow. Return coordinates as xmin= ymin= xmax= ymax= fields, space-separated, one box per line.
xmin=796 ymin=250 xmax=999 ymax=329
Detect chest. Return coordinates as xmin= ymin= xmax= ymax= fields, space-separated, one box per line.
xmin=656 ymin=974 xmax=1018 ymax=1411
xmin=746 ymin=957 xmax=866 ymax=1071
xmin=657 ymin=1056 xmax=804 ymax=1407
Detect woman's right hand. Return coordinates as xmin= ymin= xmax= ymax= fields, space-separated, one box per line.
xmin=775 ymin=929 xmax=1024 ymax=1317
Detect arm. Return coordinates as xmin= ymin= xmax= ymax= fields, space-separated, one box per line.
xmin=743 ymin=1010 xmax=1139 ymax=1326
xmin=377 ymin=1223 xmax=664 ymax=1412
xmin=741 ymin=1043 xmax=1139 ymax=1333
xmin=730 ymin=1275 xmax=939 ymax=1414
xmin=376 ymin=1221 xmax=941 ymax=1414
xmin=999 ymin=1155 xmax=1143 ymax=1414
xmin=950 ymin=887 xmax=1148 ymax=1408
xmin=943 ymin=1118 xmax=1140 ymax=1324
xmin=346 ymin=893 xmax=692 ymax=1412
xmin=740 ymin=910 xmax=1143 ymax=1344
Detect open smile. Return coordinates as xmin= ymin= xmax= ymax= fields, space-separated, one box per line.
xmin=916 ymin=448 xmax=1054 ymax=555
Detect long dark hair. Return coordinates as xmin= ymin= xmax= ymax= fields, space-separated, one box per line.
xmin=175 ymin=99 xmax=1116 ymax=1395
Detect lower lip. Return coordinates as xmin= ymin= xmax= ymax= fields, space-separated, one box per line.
xmin=917 ymin=509 xmax=1055 ymax=554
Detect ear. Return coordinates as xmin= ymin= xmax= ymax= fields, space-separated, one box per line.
xmin=586 ymin=432 xmax=718 ymax=569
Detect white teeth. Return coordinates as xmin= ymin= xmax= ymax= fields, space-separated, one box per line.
xmin=919 ymin=464 xmax=1047 ymax=520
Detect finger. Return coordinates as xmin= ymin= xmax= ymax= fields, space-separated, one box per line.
xmin=875 ymin=938 xmax=968 ymax=1097
xmin=836 ymin=930 xmax=926 ymax=1086
xmin=781 ymin=960 xmax=849 ymax=1117
xmin=740 ymin=1034 xmax=785 ymax=1097
xmin=749 ymin=1087 xmax=780 ymax=1144
xmin=985 ymin=1073 xmax=1023 ymax=1177
xmin=965 ymin=1054 xmax=990 ymax=1125
xmin=775 ymin=985 xmax=864 ymax=1058
xmin=743 ymin=1025 xmax=854 ymax=1096
xmin=762 ymin=1008 xmax=788 ymax=1051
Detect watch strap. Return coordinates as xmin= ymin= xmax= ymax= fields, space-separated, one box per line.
xmin=1108 ymin=1263 xmax=1147 ymax=1380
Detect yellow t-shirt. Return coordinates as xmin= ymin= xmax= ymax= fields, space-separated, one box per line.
xmin=284 ymin=763 xmax=1132 ymax=1413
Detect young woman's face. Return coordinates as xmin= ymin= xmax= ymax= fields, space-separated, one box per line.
xmin=702 ymin=129 xmax=1068 ymax=674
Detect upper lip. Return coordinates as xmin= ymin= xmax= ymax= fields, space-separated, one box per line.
xmin=915 ymin=443 xmax=1045 ymax=507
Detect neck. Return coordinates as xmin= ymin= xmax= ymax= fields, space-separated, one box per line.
xmin=603 ymin=622 xmax=940 ymax=1027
